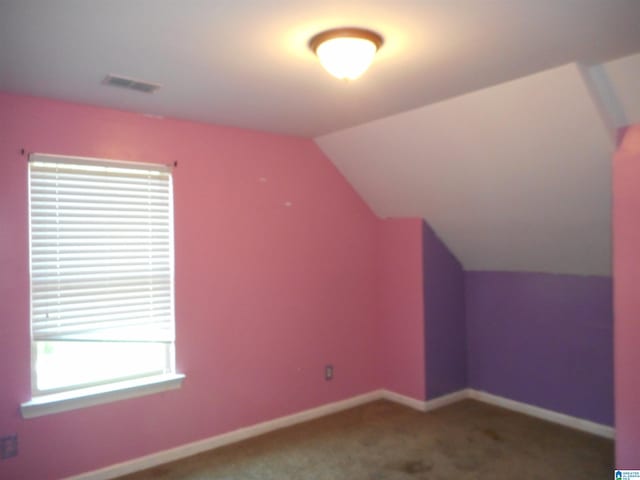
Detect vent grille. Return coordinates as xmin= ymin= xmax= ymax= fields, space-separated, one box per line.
xmin=103 ymin=74 xmax=161 ymax=93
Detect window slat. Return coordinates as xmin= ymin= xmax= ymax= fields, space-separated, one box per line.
xmin=29 ymin=155 xmax=175 ymax=344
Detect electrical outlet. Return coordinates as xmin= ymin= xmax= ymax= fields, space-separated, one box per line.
xmin=0 ymin=434 xmax=18 ymax=459
xmin=325 ymin=364 xmax=334 ymax=381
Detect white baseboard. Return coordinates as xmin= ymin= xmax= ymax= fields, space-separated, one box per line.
xmin=66 ymin=387 xmax=614 ymax=479
xmin=468 ymin=389 xmax=615 ymax=439
xmin=378 ymin=388 xmax=471 ymax=412
xmin=66 ymin=390 xmax=383 ymax=480
xmin=423 ymin=389 xmax=472 ymax=412
xmin=379 ymin=389 xmax=426 ymax=411
xmin=378 ymin=388 xmax=614 ymax=439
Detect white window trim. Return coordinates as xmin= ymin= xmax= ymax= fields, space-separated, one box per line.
xmin=24 ymin=152 xmax=182 ymax=418
xmin=21 ymin=373 xmax=185 ymax=419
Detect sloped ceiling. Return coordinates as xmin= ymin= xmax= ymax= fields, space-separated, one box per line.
xmin=598 ymin=53 xmax=640 ymax=127
xmin=317 ymin=64 xmax=615 ymax=276
xmin=1 ymin=1 xmax=639 ymax=276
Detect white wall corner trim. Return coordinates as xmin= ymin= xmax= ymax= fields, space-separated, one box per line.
xmin=65 ymin=388 xmax=614 ymax=479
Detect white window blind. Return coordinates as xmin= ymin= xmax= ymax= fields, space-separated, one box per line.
xmin=28 ymin=153 xmax=175 ymax=344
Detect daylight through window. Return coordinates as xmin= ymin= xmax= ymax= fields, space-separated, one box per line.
xmin=28 ymin=153 xmax=175 ymax=395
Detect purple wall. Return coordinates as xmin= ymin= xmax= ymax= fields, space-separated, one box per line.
xmin=423 ymin=222 xmax=467 ymax=399
xmin=465 ymin=271 xmax=613 ymax=425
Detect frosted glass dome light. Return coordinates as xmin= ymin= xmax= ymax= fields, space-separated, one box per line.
xmin=309 ymin=28 xmax=383 ymax=80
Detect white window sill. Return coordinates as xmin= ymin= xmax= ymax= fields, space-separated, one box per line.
xmin=21 ymin=373 xmax=185 ymax=419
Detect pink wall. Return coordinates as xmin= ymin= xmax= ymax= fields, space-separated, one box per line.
xmin=613 ymin=125 xmax=640 ymax=467
xmin=376 ymin=218 xmax=426 ymax=400
xmin=0 ymin=92 xmax=387 ymax=479
xmin=1 ymin=89 xmax=614 ymax=477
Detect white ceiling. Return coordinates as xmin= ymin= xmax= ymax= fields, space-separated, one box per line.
xmin=1 ymin=1 xmax=639 ymax=276
xmin=1 ymin=0 xmax=639 ymax=137
xmin=317 ymin=63 xmax=616 ymax=276
xmin=598 ymin=53 xmax=640 ymax=128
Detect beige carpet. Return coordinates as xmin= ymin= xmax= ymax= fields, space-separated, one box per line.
xmin=119 ymin=399 xmax=613 ymax=479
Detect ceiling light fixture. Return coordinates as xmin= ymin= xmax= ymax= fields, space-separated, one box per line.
xmin=309 ymin=27 xmax=383 ymax=80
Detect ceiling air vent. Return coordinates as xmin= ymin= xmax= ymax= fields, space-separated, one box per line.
xmin=102 ymin=74 xmax=161 ymax=93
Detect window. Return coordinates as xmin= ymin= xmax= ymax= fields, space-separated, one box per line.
xmin=23 ymin=153 xmax=182 ymax=417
